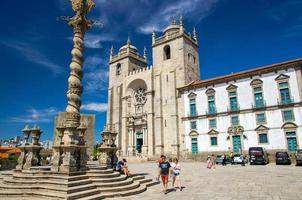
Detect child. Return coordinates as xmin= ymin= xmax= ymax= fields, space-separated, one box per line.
xmin=171 ymin=157 xmax=182 ymax=191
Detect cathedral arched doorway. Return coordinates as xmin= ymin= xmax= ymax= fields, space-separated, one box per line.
xmin=136 ymin=132 xmax=143 ymax=153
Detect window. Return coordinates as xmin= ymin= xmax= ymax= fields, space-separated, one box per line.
xmin=231 ymin=116 xmax=239 ymax=126
xmin=189 ymin=99 xmax=197 ymax=116
xmin=279 ymin=82 xmax=292 ymax=104
xmin=282 ymin=110 xmax=294 ymax=122
xmin=209 ymin=119 xmax=217 ymax=129
xmin=259 ymin=133 xmax=268 ymax=144
xmin=116 ymin=63 xmax=121 ymax=75
xmin=208 ymin=95 xmax=216 ymax=114
xmin=190 ymin=121 xmax=197 ymax=130
xmin=163 ymin=45 xmax=171 ymax=60
xmin=256 ymin=113 xmax=266 ymax=124
xmin=191 ymin=138 xmax=198 ymax=154
xmin=210 ymin=137 xmax=218 ymax=146
xmin=229 ymin=91 xmax=238 ymax=111
xmin=254 ymin=87 xmax=264 ymax=108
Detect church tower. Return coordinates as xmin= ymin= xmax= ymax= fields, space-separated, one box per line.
xmin=152 ymin=16 xmax=200 ymax=156
xmin=106 ymin=38 xmax=147 ymax=150
xmin=105 ymin=16 xmax=200 ymax=158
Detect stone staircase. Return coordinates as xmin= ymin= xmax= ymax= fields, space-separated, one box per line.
xmin=0 ymin=164 xmax=159 ymax=200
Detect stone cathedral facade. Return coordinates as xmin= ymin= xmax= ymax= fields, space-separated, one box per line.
xmin=106 ymin=18 xmax=199 ymax=157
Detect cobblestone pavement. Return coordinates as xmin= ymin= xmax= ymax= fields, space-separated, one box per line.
xmin=112 ymin=162 xmax=302 ymax=200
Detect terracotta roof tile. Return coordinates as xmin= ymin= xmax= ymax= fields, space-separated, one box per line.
xmin=180 ymin=58 xmax=302 ymax=90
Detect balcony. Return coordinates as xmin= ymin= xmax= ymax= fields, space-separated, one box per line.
xmin=227 ymin=105 xmax=240 ymax=113
xmin=252 ymin=101 xmax=266 ymax=110
xmin=278 ymin=97 xmax=294 ymax=107
xmin=206 ymin=108 xmax=217 ymax=116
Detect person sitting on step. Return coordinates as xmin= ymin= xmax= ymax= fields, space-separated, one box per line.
xmin=116 ymin=158 xmax=131 ymax=177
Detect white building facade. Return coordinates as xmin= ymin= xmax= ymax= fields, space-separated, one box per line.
xmin=180 ymin=59 xmax=302 ymax=156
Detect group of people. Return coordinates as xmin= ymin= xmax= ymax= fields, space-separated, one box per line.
xmin=206 ymin=154 xmax=217 ymax=169
xmin=157 ymin=155 xmax=182 ymax=194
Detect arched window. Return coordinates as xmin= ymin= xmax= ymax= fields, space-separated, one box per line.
xmin=163 ymin=45 xmax=171 ymax=60
xmin=116 ymin=63 xmax=121 ymax=75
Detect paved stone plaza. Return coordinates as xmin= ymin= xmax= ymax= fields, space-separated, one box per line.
xmin=113 ymin=162 xmax=302 ymax=200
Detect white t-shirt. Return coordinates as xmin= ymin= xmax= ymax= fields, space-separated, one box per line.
xmin=171 ymin=162 xmax=181 ymax=174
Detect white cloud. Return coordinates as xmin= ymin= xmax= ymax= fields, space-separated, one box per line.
xmin=84 ymin=33 xmax=118 ymax=49
xmin=83 ymin=54 xmax=109 ymax=94
xmin=2 ymin=41 xmax=62 ymax=75
xmin=138 ymin=0 xmax=219 ymax=34
xmin=81 ymin=103 xmax=107 ymax=112
xmin=9 ymin=107 xmax=58 ymax=123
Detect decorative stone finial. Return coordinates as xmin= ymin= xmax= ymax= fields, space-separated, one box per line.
xmin=127 ymin=36 xmax=131 ymax=45
xmin=152 ymin=28 xmax=156 ymax=45
xmin=180 ymin=15 xmax=184 ymax=26
xmin=179 ymin=15 xmax=184 ymax=33
xmin=110 ymin=45 xmax=114 ymax=61
xmin=171 ymin=17 xmax=176 ymax=25
xmin=193 ymin=27 xmax=198 ymax=44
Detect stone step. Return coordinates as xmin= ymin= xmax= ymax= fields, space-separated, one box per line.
xmin=86 ymin=171 xmax=120 ymax=178
xmin=89 ymin=175 xmax=127 ymax=183
xmin=94 ymin=177 xmax=133 ymax=187
xmin=98 ymin=181 xmax=140 ymax=193
xmin=132 ymin=175 xmax=145 ymax=181
xmin=87 ymin=165 xmax=107 ymax=170
xmin=86 ymin=168 xmax=114 ymax=174
xmin=102 ymin=184 xmax=147 ymax=198
xmin=0 ymin=189 xmax=66 ymax=199
xmin=12 ymin=174 xmax=89 ymax=182
xmin=138 ymin=178 xmax=153 ymax=185
xmin=67 ymin=184 xmax=97 ymax=194
xmin=67 ymin=188 xmax=100 ymax=200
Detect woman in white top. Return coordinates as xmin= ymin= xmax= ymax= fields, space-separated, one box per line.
xmin=171 ymin=158 xmax=182 ymax=191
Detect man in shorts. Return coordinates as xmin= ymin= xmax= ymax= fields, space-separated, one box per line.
xmin=158 ymin=155 xmax=171 ymax=194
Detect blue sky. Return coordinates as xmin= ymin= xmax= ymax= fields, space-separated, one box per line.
xmin=0 ymin=0 xmax=302 ymax=143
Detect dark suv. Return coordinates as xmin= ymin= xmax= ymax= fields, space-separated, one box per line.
xmin=275 ymin=152 xmax=291 ymax=165
xmin=249 ymin=147 xmax=269 ymax=165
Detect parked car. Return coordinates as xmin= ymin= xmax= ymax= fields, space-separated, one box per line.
xmin=215 ymin=155 xmax=231 ymax=164
xmin=275 ymin=152 xmax=291 ymax=165
xmin=231 ymin=154 xmax=247 ymax=165
xmin=295 ymin=149 xmax=302 ymax=166
xmin=249 ymin=147 xmax=269 ymax=165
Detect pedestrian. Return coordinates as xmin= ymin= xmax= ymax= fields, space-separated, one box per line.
xmin=116 ymin=158 xmax=131 ymax=177
xmin=158 ymin=155 xmax=171 ymax=194
xmin=222 ymin=153 xmax=227 ymax=166
xmin=171 ymin=157 xmax=182 ymax=191
xmin=206 ymin=155 xmax=211 ymax=169
xmin=156 ymin=155 xmax=165 ymax=182
xmin=211 ymin=154 xmax=216 ymax=169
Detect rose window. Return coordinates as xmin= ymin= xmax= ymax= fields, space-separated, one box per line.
xmin=134 ymin=88 xmax=147 ymax=104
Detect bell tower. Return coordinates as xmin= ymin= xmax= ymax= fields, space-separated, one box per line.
xmin=152 ymin=16 xmax=200 ymax=156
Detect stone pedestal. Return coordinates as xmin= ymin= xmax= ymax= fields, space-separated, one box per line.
xmin=98 ymin=147 xmax=118 ymax=168
xmin=98 ymin=125 xmax=118 ymax=168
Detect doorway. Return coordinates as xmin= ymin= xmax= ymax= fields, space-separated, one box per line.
xmin=136 ymin=132 xmax=143 ymax=153
xmin=232 ymin=135 xmax=242 ymax=153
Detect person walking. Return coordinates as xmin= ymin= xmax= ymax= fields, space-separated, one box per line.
xmin=206 ymin=155 xmax=211 ymax=169
xmin=156 ymin=155 xmax=164 ymax=182
xmin=222 ymin=153 xmax=227 ymax=166
xmin=158 ymin=155 xmax=171 ymax=194
xmin=171 ymin=158 xmax=182 ymax=191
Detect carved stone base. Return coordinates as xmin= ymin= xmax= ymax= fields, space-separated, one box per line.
xmin=51 ymin=145 xmax=87 ymax=174
xmin=17 ymin=145 xmax=42 ymax=170
xmin=98 ymin=146 xmax=118 ymax=169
